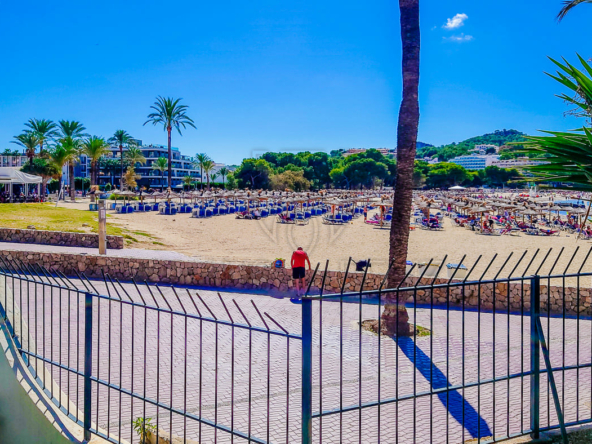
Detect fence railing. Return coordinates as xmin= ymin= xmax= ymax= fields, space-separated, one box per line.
xmin=1 ymin=248 xmax=591 ymax=443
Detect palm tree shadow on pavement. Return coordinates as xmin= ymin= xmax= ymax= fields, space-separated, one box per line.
xmin=395 ymin=336 xmax=493 ymax=439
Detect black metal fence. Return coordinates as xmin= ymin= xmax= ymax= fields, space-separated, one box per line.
xmin=1 ymin=248 xmax=592 ymax=443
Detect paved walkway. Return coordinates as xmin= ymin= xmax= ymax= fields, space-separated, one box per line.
xmin=3 ymin=275 xmax=592 ymax=444
xmin=0 ymin=241 xmax=194 ymax=261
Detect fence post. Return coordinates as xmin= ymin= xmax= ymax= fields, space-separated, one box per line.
xmin=530 ymin=275 xmax=540 ymax=440
xmin=302 ymin=297 xmax=313 ymax=444
xmin=83 ymin=292 xmax=94 ymax=442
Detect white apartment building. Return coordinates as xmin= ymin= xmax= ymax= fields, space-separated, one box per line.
xmin=0 ymin=155 xmax=28 ymax=168
xmin=450 ymin=155 xmax=500 ymax=170
xmin=492 ymin=157 xmax=547 ymax=169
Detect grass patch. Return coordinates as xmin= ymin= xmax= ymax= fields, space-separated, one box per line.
xmin=123 ymin=235 xmax=138 ymax=242
xmin=152 ymin=241 xmax=165 ymax=246
xmin=0 ymin=203 xmax=122 ymax=236
xmin=132 ymin=230 xmax=154 ymax=238
xmin=360 ymin=320 xmax=431 ymax=337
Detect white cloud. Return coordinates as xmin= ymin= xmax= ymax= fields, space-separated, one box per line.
xmin=444 ymin=33 xmax=474 ymax=42
xmin=443 ymin=13 xmax=468 ymax=30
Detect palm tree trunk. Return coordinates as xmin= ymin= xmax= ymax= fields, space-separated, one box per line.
xmin=69 ymin=162 xmax=76 ymax=201
xmin=161 ymin=172 xmax=165 ymax=191
xmin=120 ymin=144 xmax=124 ymax=190
xmin=90 ymin=160 xmax=96 ymax=203
xmin=167 ymin=127 xmax=172 ymax=191
xmin=40 ymin=142 xmax=47 ymax=197
xmin=381 ymin=0 xmax=420 ymax=337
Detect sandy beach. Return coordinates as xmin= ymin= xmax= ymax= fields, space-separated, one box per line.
xmin=55 ymin=200 xmax=592 ymax=280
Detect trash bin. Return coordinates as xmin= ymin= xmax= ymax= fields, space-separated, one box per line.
xmin=446 ymin=263 xmax=467 ymax=279
xmin=417 ymin=261 xmax=441 ymax=278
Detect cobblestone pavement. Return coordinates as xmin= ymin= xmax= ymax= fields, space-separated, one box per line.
xmin=3 ymin=275 xmax=592 ymax=444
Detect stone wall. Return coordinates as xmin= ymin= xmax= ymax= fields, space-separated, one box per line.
xmin=0 ymin=247 xmax=589 ymax=316
xmin=0 ymin=228 xmax=123 ymax=250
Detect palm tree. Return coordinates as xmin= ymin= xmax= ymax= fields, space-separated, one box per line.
xmin=24 ymin=118 xmax=59 ymax=156
xmin=518 ymin=57 xmax=592 ymax=185
xmin=62 ymin=137 xmax=82 ymax=201
xmin=201 ymin=159 xmax=215 ymax=190
xmin=125 ymin=146 xmax=147 ymax=166
xmin=144 ymin=97 xmax=196 ymax=191
xmin=151 ymin=157 xmax=168 ymax=191
xmin=81 ymin=136 xmax=111 ymax=202
xmin=218 ymin=166 xmax=229 ymax=189
xmin=108 ymin=130 xmax=137 ymax=190
xmin=58 ymin=120 xmax=87 ymax=139
xmin=194 ymin=153 xmax=210 ymax=189
xmin=182 ymin=175 xmax=193 ymax=191
xmin=558 ymin=0 xmax=592 ymax=20
xmin=57 ymin=121 xmax=87 ymax=201
xmin=21 ymin=158 xmax=59 ymax=199
xmin=381 ymin=0 xmax=420 ymax=336
xmin=12 ymin=133 xmax=40 ymax=166
xmin=48 ymin=143 xmax=79 ymax=201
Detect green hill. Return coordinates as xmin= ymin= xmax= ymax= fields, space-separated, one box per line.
xmin=416 ymin=129 xmax=527 ymax=161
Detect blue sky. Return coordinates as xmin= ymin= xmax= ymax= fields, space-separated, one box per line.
xmin=1 ymin=0 xmax=589 ymax=164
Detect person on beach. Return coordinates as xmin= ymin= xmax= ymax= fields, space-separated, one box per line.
xmin=291 ymin=247 xmax=311 ymax=296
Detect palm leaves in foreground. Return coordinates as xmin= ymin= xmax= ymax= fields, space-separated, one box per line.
xmin=547 ymin=55 xmax=592 ymax=120
xmin=557 ymin=0 xmax=592 ymax=21
xmin=519 ymin=129 xmax=592 ymax=187
xmin=519 ymin=56 xmax=592 ymax=187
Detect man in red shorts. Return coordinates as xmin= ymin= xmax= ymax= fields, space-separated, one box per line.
xmin=291 ymin=247 xmax=311 ymax=296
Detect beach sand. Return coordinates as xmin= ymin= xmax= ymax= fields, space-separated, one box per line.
xmin=57 ymin=200 xmax=592 ymax=281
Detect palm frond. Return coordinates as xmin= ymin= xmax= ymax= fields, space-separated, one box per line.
xmin=557 ymin=0 xmax=592 ymax=21
xmin=144 ymin=96 xmax=196 ymax=134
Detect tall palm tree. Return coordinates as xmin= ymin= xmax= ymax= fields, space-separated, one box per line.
xmin=58 ymin=120 xmax=87 ymax=201
xmin=48 ymin=143 xmax=79 ymax=201
xmin=201 ymin=159 xmax=215 ymax=190
xmin=125 ymin=146 xmax=147 ymax=166
xmin=194 ymin=153 xmax=210 ymax=189
xmin=108 ymin=130 xmax=137 ymax=190
xmin=558 ymin=0 xmax=592 ymax=20
xmin=11 ymin=133 xmax=40 ymax=166
xmin=61 ymin=137 xmax=82 ymax=201
xmin=382 ymin=0 xmax=420 ymax=336
xmin=144 ymin=96 xmax=196 ymax=191
xmin=24 ymin=118 xmax=59 ymax=156
xmin=81 ymin=136 xmax=111 ymax=202
xmin=151 ymin=157 xmax=168 ymax=191
xmin=218 ymin=166 xmax=229 ymax=189
xmin=24 ymin=119 xmax=59 ymax=195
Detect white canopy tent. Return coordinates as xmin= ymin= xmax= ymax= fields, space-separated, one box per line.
xmin=449 ymin=185 xmax=466 ymax=191
xmin=0 ymin=167 xmax=42 ymax=201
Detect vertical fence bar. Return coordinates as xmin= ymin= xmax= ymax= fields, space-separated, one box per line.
xmin=530 ymin=275 xmax=540 ymax=440
xmin=83 ymin=292 xmax=93 ymax=442
xmin=302 ymin=297 xmax=313 ymax=444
